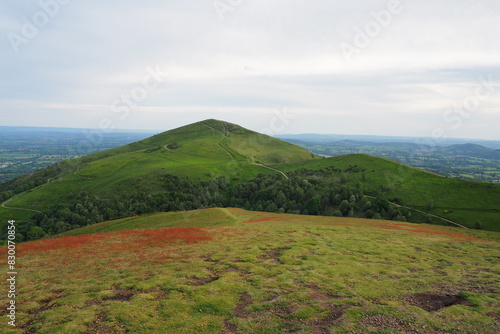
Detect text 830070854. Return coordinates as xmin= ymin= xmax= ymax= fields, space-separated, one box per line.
xmin=6 ymin=220 xmax=17 ymax=327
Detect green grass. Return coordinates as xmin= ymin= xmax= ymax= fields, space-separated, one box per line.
xmin=3 ymin=208 xmax=499 ymax=333
xmin=277 ymin=154 xmax=500 ymax=230
xmin=0 ymin=120 xmax=317 ymax=225
xmin=1 ymin=120 xmax=498 ymax=234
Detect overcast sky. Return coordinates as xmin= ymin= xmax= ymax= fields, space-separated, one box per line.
xmin=1 ymin=0 xmax=499 ymax=139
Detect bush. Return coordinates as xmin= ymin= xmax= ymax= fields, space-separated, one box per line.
xmin=333 ymin=210 xmax=342 ymax=217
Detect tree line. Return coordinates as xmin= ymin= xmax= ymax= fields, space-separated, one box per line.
xmin=2 ymin=166 xmax=412 ymax=242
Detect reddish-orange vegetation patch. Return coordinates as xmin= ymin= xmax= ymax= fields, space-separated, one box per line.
xmin=376 ymin=222 xmax=481 ymax=241
xmin=242 ymin=217 xmax=284 ymax=224
xmin=19 ymin=227 xmax=213 ymax=254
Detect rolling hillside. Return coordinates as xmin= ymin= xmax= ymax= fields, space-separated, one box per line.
xmin=0 ymin=119 xmax=318 ymax=226
xmin=276 ymin=154 xmax=500 ymax=231
xmin=0 ymin=119 xmax=499 ymax=237
xmin=2 ymin=208 xmax=499 ymax=333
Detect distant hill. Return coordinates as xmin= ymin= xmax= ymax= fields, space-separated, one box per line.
xmin=276 ymin=134 xmax=500 ymax=149
xmin=443 ymin=143 xmax=500 ymax=159
xmin=280 ymin=137 xmax=500 ymax=183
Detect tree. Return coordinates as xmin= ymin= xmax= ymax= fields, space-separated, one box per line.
xmin=27 ymin=226 xmax=45 ymax=240
xmin=339 ymin=200 xmax=350 ymax=216
xmin=275 ymin=191 xmax=287 ymax=207
xmin=362 ymin=201 xmax=372 ymax=212
xmin=349 ymin=195 xmax=356 ymax=204
xmin=307 ymin=196 xmax=322 ymax=215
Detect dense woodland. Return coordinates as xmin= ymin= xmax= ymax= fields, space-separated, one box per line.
xmin=2 ymin=167 xmax=416 ymax=242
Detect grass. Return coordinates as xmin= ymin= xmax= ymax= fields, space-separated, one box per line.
xmin=2 ymin=208 xmax=499 ymax=333
xmin=0 ymin=120 xmax=316 ymax=226
xmin=0 ymin=120 xmax=498 ymax=233
xmin=278 ymin=154 xmax=500 ymax=231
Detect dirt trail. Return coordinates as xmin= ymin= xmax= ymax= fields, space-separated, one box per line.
xmin=1 ymin=197 xmax=42 ymax=213
xmin=364 ymin=195 xmax=468 ymax=229
xmin=253 ymin=163 xmax=289 ymax=179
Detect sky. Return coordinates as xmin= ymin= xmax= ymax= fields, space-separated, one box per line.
xmin=1 ymin=0 xmax=499 ymax=140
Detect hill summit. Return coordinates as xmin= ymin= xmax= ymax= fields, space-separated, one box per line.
xmin=0 ymin=119 xmax=318 ymax=227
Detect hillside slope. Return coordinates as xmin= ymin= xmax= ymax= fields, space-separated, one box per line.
xmin=0 ymin=120 xmax=498 ymax=236
xmin=0 ymin=119 xmax=318 ymax=224
xmin=277 ymin=154 xmax=500 ymax=231
xmin=5 ymin=208 xmax=499 ymax=333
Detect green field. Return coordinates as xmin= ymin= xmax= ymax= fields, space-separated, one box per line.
xmin=2 ymin=208 xmax=499 ymax=333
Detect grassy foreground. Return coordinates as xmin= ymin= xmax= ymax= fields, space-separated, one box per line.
xmin=2 ymin=208 xmax=499 ymax=333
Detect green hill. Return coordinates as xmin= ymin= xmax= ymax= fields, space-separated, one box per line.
xmin=6 ymin=208 xmax=500 ymax=333
xmin=276 ymin=154 xmax=500 ymax=231
xmin=0 ymin=119 xmax=318 ymax=226
xmin=0 ymin=120 xmax=499 ymax=238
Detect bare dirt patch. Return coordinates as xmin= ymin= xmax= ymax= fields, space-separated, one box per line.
xmin=261 ymin=246 xmax=292 ymax=265
xmin=224 ymin=266 xmax=248 ymax=276
xmin=360 ymin=314 xmax=417 ymax=333
xmin=486 ymin=311 xmax=500 ymax=320
xmin=312 ymin=303 xmax=347 ymax=326
xmin=83 ymin=311 xmax=112 ymax=334
xmin=188 ymin=275 xmax=220 ymax=286
xmin=104 ymin=289 xmax=136 ymax=302
xmin=235 ymin=292 xmax=252 ymax=317
xmin=223 ymin=292 xmax=253 ymax=333
xmin=307 ymin=282 xmax=335 ymax=301
xmin=406 ymin=293 xmax=472 ymax=312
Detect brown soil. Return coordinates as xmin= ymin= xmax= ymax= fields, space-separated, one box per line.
xmin=188 ymin=275 xmax=220 ymax=286
xmin=83 ymin=311 xmax=113 ymax=334
xmin=104 ymin=289 xmax=136 ymax=302
xmin=359 ymin=314 xmax=418 ymax=333
xmin=222 ymin=292 xmax=253 ymax=333
xmin=486 ymin=311 xmax=500 ymax=320
xmin=406 ymin=293 xmax=472 ymax=312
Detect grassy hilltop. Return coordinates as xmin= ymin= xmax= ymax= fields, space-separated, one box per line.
xmin=2 ymin=208 xmax=499 ymax=333
xmin=0 ymin=119 xmax=317 ymax=226
xmin=0 ymin=119 xmax=499 ymax=235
